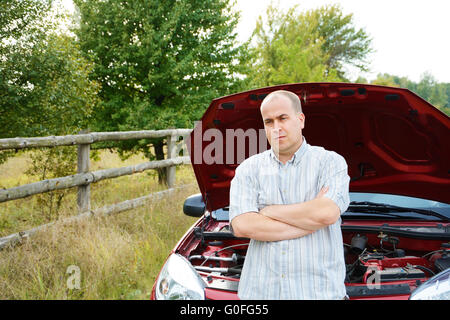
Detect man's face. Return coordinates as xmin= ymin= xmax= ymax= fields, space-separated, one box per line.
xmin=260 ymin=95 xmax=305 ymax=157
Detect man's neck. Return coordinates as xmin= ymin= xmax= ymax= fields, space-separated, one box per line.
xmin=276 ymin=136 xmax=303 ymax=164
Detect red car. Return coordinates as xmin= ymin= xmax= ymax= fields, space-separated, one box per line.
xmin=151 ymin=83 xmax=450 ymax=300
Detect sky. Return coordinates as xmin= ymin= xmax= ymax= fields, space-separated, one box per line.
xmin=61 ymin=0 xmax=450 ymax=83
xmin=233 ymin=0 xmax=450 ymax=83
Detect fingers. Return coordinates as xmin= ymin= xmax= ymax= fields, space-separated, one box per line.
xmin=316 ymin=186 xmax=329 ymax=198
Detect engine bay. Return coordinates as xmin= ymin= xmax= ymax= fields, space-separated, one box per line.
xmin=344 ymin=233 xmax=449 ymax=284
xmin=183 ymin=220 xmax=450 ymax=298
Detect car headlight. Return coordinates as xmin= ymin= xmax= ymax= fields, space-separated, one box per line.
xmin=155 ymin=253 xmax=206 ymax=300
xmin=409 ymin=268 xmax=450 ymax=300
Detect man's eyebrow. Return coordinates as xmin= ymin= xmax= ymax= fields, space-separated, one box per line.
xmin=263 ymin=113 xmax=289 ymax=121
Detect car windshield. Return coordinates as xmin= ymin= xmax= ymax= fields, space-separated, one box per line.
xmin=345 ymin=192 xmax=450 ymax=220
xmin=349 ymin=192 xmax=449 ymax=209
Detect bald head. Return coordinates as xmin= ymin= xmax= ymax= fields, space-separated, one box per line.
xmin=260 ymin=90 xmax=303 ymax=114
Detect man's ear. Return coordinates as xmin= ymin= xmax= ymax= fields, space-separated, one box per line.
xmin=298 ymin=113 xmax=305 ymax=129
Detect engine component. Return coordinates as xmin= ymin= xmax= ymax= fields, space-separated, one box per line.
xmin=393 ymin=249 xmax=405 ymax=257
xmin=434 ymin=256 xmax=450 ymax=273
xmin=189 ymin=253 xmax=244 ymax=263
xmin=194 ymin=266 xmax=242 ymax=274
xmin=360 ymin=251 xmax=385 ymax=261
xmin=351 ymin=234 xmax=367 ymax=254
xmin=366 ymin=267 xmax=426 ymax=283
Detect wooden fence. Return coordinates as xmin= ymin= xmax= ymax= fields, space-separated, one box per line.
xmin=0 ymin=129 xmax=193 ymax=249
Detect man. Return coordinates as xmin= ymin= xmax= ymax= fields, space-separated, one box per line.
xmin=229 ymin=90 xmax=350 ymax=299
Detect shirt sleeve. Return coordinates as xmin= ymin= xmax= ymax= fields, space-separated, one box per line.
xmin=229 ymin=160 xmax=259 ymax=229
xmin=320 ymin=152 xmax=350 ymax=214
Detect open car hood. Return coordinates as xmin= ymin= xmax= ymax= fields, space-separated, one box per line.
xmin=187 ymin=83 xmax=450 ymax=212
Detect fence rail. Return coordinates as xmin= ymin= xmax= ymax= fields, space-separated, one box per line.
xmin=0 ymin=129 xmax=194 ymax=250
xmin=0 ymin=129 xmax=192 ymax=150
xmin=0 ymin=157 xmax=190 ymax=203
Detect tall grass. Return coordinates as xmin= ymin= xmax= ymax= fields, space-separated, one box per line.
xmin=0 ymin=151 xmax=199 ymax=299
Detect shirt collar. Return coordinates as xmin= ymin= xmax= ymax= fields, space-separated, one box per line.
xmin=269 ymin=136 xmax=309 ymax=166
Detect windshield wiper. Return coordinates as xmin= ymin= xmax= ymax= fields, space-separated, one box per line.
xmin=348 ymin=201 xmax=450 ymax=221
xmin=344 ymin=210 xmax=423 ymax=220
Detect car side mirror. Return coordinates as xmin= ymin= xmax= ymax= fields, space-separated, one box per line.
xmin=183 ymin=193 xmax=205 ymax=217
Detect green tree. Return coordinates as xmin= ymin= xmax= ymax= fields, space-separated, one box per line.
xmin=416 ymin=72 xmax=448 ymax=109
xmin=21 ymin=34 xmax=100 ymax=219
xmin=304 ymin=4 xmax=372 ymax=79
xmin=442 ymin=83 xmax=450 ymax=116
xmin=0 ymin=0 xmax=99 ymax=142
xmin=0 ymin=0 xmax=50 ymax=42
xmin=370 ymin=73 xmax=415 ymax=88
xmin=370 ymin=73 xmax=398 ymax=87
xmin=73 ymin=0 xmax=248 ymax=184
xmin=443 ymin=83 xmax=450 ymax=109
xmin=1 ymin=0 xmax=50 ymax=142
xmin=1 ymin=34 xmax=99 ymax=138
xmin=246 ymin=4 xmax=372 ymax=88
xmin=370 ymin=72 xmax=449 ymax=116
xmin=0 ymin=1 xmax=100 ymax=216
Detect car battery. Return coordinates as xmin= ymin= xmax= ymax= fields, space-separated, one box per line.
xmin=373 ymin=267 xmax=426 ymax=282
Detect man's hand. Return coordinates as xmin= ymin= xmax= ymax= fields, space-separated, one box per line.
xmin=315 ymin=186 xmax=329 ymax=199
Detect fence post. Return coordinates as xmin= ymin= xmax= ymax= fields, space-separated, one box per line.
xmin=77 ymin=130 xmax=91 ymax=213
xmin=166 ymin=133 xmax=177 ymax=188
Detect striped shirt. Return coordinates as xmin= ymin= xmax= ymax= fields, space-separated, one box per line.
xmin=229 ymin=137 xmax=350 ymax=300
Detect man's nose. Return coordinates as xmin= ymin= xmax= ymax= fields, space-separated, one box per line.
xmin=271 ymin=125 xmax=281 ymax=136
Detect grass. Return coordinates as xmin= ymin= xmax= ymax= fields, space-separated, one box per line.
xmin=0 ymin=150 xmax=200 ymax=299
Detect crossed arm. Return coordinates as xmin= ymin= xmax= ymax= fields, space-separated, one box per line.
xmin=231 ymin=186 xmax=341 ymax=242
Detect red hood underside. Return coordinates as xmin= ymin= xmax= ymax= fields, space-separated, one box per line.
xmin=188 ymin=83 xmax=450 ymax=211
